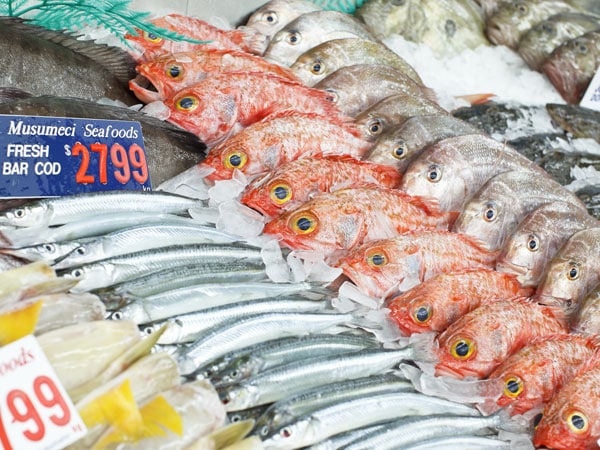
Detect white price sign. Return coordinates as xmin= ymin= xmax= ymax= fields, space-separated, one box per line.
xmin=0 ymin=335 xmax=86 ymax=450
xmin=581 ymin=69 xmax=600 ymax=112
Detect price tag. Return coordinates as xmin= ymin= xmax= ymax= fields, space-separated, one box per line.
xmin=0 ymin=115 xmax=152 ymax=198
xmin=580 ymin=69 xmax=600 ymax=112
xmin=0 ymin=335 xmax=86 ymax=450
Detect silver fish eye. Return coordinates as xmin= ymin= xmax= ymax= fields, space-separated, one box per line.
xmin=71 ymin=268 xmax=84 ymax=278
xmin=527 ymin=234 xmax=539 ymax=252
xmin=262 ymin=10 xmax=277 ymax=24
xmin=427 ymin=164 xmax=442 ymax=183
xmin=13 ymin=208 xmax=25 ymax=218
xmin=483 ymin=202 xmax=497 ymax=222
xmin=393 ymin=139 xmax=407 ymax=159
xmin=260 ymin=425 xmax=270 ymax=437
xmin=111 ymin=311 xmax=123 ymax=320
xmin=286 ymin=31 xmax=301 ymax=45
xmin=280 ymin=427 xmax=293 ymax=438
xmin=42 ymin=243 xmax=55 ymax=253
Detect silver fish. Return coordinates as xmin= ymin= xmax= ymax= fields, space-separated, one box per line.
xmin=290 ymin=38 xmax=421 ymax=86
xmin=177 ymin=312 xmax=366 ymax=375
xmin=401 ymin=435 xmax=514 ymax=450
xmin=400 ymin=134 xmax=550 ymax=212
xmin=452 ymin=170 xmax=587 ymax=251
xmin=306 ymin=424 xmax=388 ymax=450
xmin=0 ymin=239 xmax=89 ymax=264
xmin=144 ymin=298 xmax=328 ymax=344
xmin=0 ymin=191 xmax=206 ymax=228
xmin=220 ymin=348 xmax=415 ymax=411
xmin=264 ymin=10 xmax=379 ymax=67
xmin=261 ymin=391 xmax=481 ymax=449
xmin=496 ymin=201 xmax=598 ymax=287
xmin=534 ymin=227 xmax=600 ymax=317
xmin=314 ymin=64 xmax=436 ymax=117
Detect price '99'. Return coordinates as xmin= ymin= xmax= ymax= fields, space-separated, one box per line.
xmin=72 ymin=142 xmax=148 ymax=185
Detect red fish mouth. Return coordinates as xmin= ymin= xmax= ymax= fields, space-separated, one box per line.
xmin=261 ymin=221 xmax=312 ymax=251
xmin=435 ymin=361 xmax=482 ymax=379
xmin=542 ymin=59 xmax=579 ymax=104
xmin=129 ymin=74 xmax=163 ymax=103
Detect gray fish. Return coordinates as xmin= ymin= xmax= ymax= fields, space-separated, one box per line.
xmin=314 ymin=64 xmax=436 ymax=117
xmin=534 ymin=227 xmax=600 ymax=317
xmin=547 ymin=103 xmax=600 ymax=143
xmin=264 ymin=10 xmax=379 ymax=67
xmin=253 ymin=373 xmax=413 ymax=439
xmin=0 ymin=17 xmax=137 ymax=105
xmin=244 ymin=0 xmax=323 ymax=53
xmin=452 ymin=169 xmax=587 ymax=251
xmin=364 ymin=115 xmax=482 ymax=172
xmin=518 ymin=12 xmax=600 ymax=71
xmin=571 ymin=282 xmax=600 ymax=334
xmin=290 ymin=38 xmax=421 ymax=86
xmin=262 ymin=391 xmax=481 ymax=449
xmin=220 ymin=348 xmax=415 ymax=411
xmin=542 ymin=30 xmax=600 ymax=103
xmin=354 ymin=93 xmax=448 ymax=143
xmin=485 ymin=0 xmax=596 ymax=49
xmin=400 ymin=134 xmax=549 ymax=211
xmin=497 ymin=201 xmax=597 ymax=287
xmin=355 ymin=0 xmax=489 ymax=55
xmin=0 ymin=94 xmax=206 ymax=186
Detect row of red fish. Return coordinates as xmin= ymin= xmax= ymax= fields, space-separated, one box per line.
xmin=122 ymin=5 xmax=600 ymax=449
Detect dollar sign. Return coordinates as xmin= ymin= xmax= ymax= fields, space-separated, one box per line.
xmin=64 ymin=144 xmax=71 ymax=156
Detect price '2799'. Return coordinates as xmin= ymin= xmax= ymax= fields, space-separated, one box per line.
xmin=72 ymin=142 xmax=148 ymax=185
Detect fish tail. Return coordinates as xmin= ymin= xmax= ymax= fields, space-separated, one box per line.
xmin=0 ymin=299 xmax=43 ymax=344
xmin=493 ymin=407 xmax=532 ymax=435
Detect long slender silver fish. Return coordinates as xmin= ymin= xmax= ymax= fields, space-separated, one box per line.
xmin=176 ymin=312 xmax=369 ymax=375
xmin=400 ymin=435 xmax=515 ymax=449
xmin=220 ymin=348 xmax=416 ymax=411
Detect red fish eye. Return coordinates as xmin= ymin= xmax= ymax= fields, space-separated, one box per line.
xmin=290 ymin=212 xmax=317 ymax=234
xmin=223 ymin=152 xmax=248 ymax=170
xmin=167 ymin=64 xmax=183 ymax=79
xmin=366 ymin=248 xmax=389 ymax=268
xmin=567 ymin=411 xmax=589 ymax=434
xmin=503 ymin=376 xmax=523 ymax=398
xmin=176 ymin=96 xmax=199 ymax=112
xmin=450 ymin=338 xmax=474 ymax=360
xmin=270 ymin=183 xmax=292 ymax=204
xmin=143 ymin=31 xmax=163 ymax=43
xmin=533 ymin=412 xmax=543 ymax=429
xmin=413 ymin=305 xmax=431 ymax=324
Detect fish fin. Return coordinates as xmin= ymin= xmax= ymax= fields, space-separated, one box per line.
xmin=456 ymin=93 xmax=496 ymax=105
xmin=336 ymin=212 xmax=365 ymax=249
xmin=0 ymin=299 xmax=43 ymax=344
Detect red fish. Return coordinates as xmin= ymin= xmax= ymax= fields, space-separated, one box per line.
xmin=130 ymin=49 xmax=300 ymax=103
xmin=262 ymin=188 xmax=456 ymax=262
xmin=534 ymin=355 xmax=600 ymax=450
xmin=338 ymin=231 xmax=496 ymax=299
xmin=387 ymin=269 xmax=533 ymax=336
xmin=241 ymin=155 xmax=401 ymax=217
xmin=125 ymin=14 xmax=266 ymax=61
xmin=487 ymin=334 xmax=599 ymax=416
xmin=161 ymin=72 xmax=344 ymax=146
xmin=433 ymin=298 xmax=568 ymax=379
xmin=199 ymin=112 xmax=371 ymax=182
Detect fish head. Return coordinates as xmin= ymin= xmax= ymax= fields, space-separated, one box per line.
xmin=218 ymin=384 xmax=258 ymax=411
xmin=263 ymin=418 xmax=314 ymax=450
xmin=387 ymin=289 xmax=443 ymax=336
xmin=517 ymin=21 xmax=556 ymax=70
xmin=262 ymin=199 xmax=365 ymax=255
xmin=290 ymin=53 xmax=330 ymax=86
xmin=214 ymin=355 xmax=256 ymax=387
xmin=365 ymin=129 xmax=414 ymax=172
xmin=241 ymin=173 xmax=301 ymax=218
xmin=435 ymin=327 xmax=488 ymax=379
xmin=124 ymin=28 xmax=170 ymax=61
xmin=264 ymin=26 xmax=310 ymax=67
xmin=496 ymin=228 xmax=548 ymax=287
xmin=0 ymin=202 xmax=51 ymax=228
xmin=339 ymin=238 xmax=423 ymax=299
xmin=354 ymin=111 xmax=390 ymax=143
xmin=165 ymin=87 xmax=238 ymax=147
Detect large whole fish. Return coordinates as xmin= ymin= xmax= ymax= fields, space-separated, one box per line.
xmin=240 ymin=155 xmax=401 ymax=217
xmin=0 ymin=94 xmax=206 ymax=186
xmin=546 ymin=102 xmax=600 ymax=142
xmin=290 ymin=38 xmax=421 ymax=86
xmin=263 ymin=10 xmax=379 ymax=67
xmin=337 ymin=230 xmax=497 ymax=298
xmin=355 ymin=0 xmax=489 ymax=55
xmin=0 ymin=17 xmax=137 ymax=105
xmin=158 ymin=72 xmax=344 ymax=146
xmin=387 ymin=269 xmax=533 ymax=336
xmin=262 ymin=187 xmax=456 ymax=259
xmin=496 ymin=201 xmax=597 ymax=288
xmin=542 ymin=30 xmax=600 ymax=103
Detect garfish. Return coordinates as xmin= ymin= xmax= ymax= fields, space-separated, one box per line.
xmin=290 ymin=38 xmax=421 ymax=86
xmin=263 ymin=10 xmax=378 ymax=67
xmin=572 ymin=283 xmax=600 ymax=335
xmin=533 ymin=357 xmax=600 ymax=450
xmin=432 ymin=298 xmax=568 ymax=379
xmin=0 ymin=95 xmax=206 ymax=186
xmin=542 ymin=30 xmax=600 ymax=103
xmin=534 ymin=227 xmax=600 ymax=317
xmin=496 ymin=201 xmax=597 ymax=287
xmin=244 ymin=0 xmax=323 ymax=53
xmin=261 ymin=391 xmax=481 ymax=449
xmin=337 ymin=230 xmax=497 ymax=299
xmin=547 ymin=103 xmax=600 ymax=143
xmin=400 ymin=134 xmax=548 ymax=212
xmin=387 ymin=269 xmax=533 ymax=336
xmin=485 ymin=0 xmax=595 ymax=49
xmin=199 ymin=113 xmax=371 ymax=182
xmin=0 ymin=17 xmax=137 ymax=105
xmin=262 ymin=187 xmax=456 ymax=259
xmin=485 ymin=334 xmax=599 ymax=416
xmin=129 ymin=49 xmax=300 ymax=103
xmin=355 ymin=0 xmax=489 ymax=55
xmin=159 ymin=72 xmax=344 ymax=147
xmin=354 ymin=93 xmax=448 ymax=142
xmin=364 ymin=115 xmax=482 ymax=173
xmin=313 ymin=64 xmax=437 ymax=117
xmin=518 ymin=12 xmax=600 ymax=71
xmin=452 ymin=170 xmax=587 ymax=251
xmin=125 ymin=13 xmax=266 ymax=61
xmin=240 ymin=155 xmax=401 ymax=218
